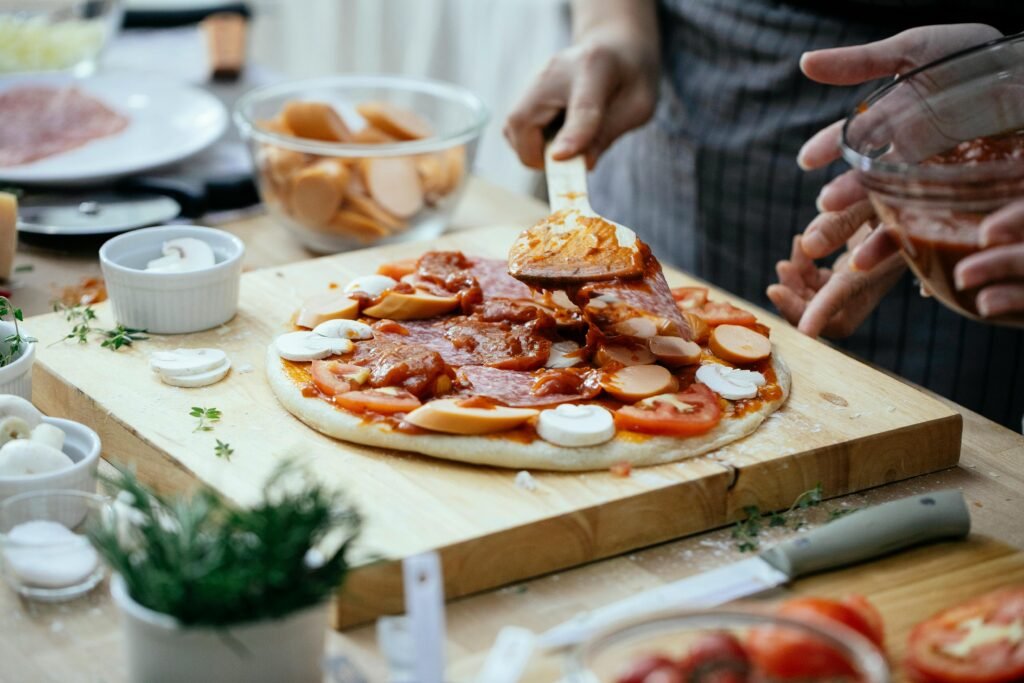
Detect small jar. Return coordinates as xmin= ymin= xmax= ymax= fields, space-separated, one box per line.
xmin=841 ymin=32 xmax=1024 ymax=327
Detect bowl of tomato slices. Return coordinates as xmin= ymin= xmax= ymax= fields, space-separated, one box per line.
xmin=567 ymin=603 xmax=890 ymax=683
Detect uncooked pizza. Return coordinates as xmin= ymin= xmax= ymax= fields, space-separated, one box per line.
xmin=267 ymin=248 xmax=790 ymax=471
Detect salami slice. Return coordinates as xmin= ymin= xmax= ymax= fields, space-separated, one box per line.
xmin=360 ymin=318 xmax=550 ymax=371
xmin=457 ymin=365 xmax=601 ymax=407
xmin=468 ymin=257 xmax=533 ymax=301
xmin=0 ymin=86 xmax=129 ymax=167
xmin=577 ymin=247 xmax=690 ymax=339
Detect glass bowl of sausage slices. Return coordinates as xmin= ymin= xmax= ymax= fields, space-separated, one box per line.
xmin=841 ymin=32 xmax=1024 ymax=327
xmin=567 ymin=607 xmax=890 ymax=683
xmin=234 ymin=75 xmax=488 ymax=254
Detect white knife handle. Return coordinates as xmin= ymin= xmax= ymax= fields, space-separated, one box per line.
xmin=760 ymin=490 xmax=970 ymax=579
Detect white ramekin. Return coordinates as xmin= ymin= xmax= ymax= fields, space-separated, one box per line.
xmin=99 ymin=225 xmax=245 ymax=334
xmin=0 ymin=322 xmax=34 ymax=399
xmin=0 ymin=415 xmax=101 ymax=504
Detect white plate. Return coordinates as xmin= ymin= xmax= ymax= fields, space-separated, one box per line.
xmin=0 ymin=72 xmax=228 ymax=184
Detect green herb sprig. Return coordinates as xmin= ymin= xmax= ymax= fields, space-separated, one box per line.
xmin=191 ymin=406 xmax=222 ymax=432
xmin=0 ymin=296 xmax=34 ymax=367
xmin=732 ymin=483 xmax=824 ymax=552
xmin=53 ymin=303 xmax=148 ymax=351
xmin=89 ymin=464 xmax=362 ymax=627
xmin=214 ymin=439 xmax=234 ymax=460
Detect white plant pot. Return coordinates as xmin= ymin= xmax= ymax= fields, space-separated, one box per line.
xmin=110 ymin=574 xmax=329 ymax=683
xmin=0 ymin=322 xmax=34 ymax=399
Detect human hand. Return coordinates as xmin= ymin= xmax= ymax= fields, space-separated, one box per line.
xmin=796 ymin=23 xmax=1002 ymax=213
xmin=503 ymin=12 xmax=660 ymax=169
xmin=954 ymin=199 xmax=1024 ymax=318
xmin=767 ymin=203 xmax=906 ymax=337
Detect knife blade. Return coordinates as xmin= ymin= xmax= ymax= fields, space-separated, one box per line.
xmin=538 ymin=490 xmax=970 ymax=651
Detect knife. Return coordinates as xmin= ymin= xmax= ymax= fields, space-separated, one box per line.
xmin=537 ymin=490 xmax=970 ymax=651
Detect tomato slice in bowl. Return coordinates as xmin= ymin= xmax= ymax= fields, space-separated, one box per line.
xmin=746 ymin=595 xmax=886 ymax=679
xmin=696 ymin=302 xmax=757 ymax=327
xmin=904 ymin=586 xmax=1024 ymax=683
xmin=333 ymin=388 xmax=421 ymax=414
xmin=615 ymin=383 xmax=722 ymax=437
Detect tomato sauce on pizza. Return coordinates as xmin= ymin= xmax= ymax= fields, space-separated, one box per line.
xmin=270 ymin=247 xmax=788 ymax=468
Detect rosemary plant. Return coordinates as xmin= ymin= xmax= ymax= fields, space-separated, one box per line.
xmin=90 ymin=464 xmax=362 ymax=627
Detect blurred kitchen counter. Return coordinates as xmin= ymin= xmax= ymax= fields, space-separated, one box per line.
xmin=11 ymin=175 xmax=549 ymax=317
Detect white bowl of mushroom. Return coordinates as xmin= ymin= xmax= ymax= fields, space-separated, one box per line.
xmin=0 ymin=396 xmax=101 ymax=505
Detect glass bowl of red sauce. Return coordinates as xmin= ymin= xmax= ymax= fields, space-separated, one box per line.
xmin=841 ymin=32 xmax=1024 ymax=327
xmin=566 ymin=608 xmax=890 ymax=683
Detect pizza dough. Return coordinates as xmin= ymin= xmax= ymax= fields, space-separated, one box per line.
xmin=266 ymin=346 xmax=790 ymax=471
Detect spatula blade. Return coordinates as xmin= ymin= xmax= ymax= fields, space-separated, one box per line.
xmin=508 ymin=209 xmax=645 ymax=284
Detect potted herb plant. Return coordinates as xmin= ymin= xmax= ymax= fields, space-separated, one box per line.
xmin=0 ymin=296 xmax=35 ymax=398
xmin=90 ymin=465 xmax=362 ymax=683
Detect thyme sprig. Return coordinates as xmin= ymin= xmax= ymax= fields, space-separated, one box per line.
xmin=214 ymin=439 xmax=234 ymax=460
xmin=0 ymin=296 xmax=34 ymax=367
xmin=190 ymin=406 xmax=222 ymax=432
xmin=732 ymin=483 xmax=825 ymax=552
xmin=53 ymin=303 xmax=147 ymax=351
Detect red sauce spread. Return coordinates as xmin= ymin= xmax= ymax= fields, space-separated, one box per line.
xmin=364 ymin=345 xmax=446 ymax=398
xmin=507 ymin=211 xmax=646 ymax=283
xmin=374 ymin=319 xmax=409 ymax=335
xmin=456 ymin=395 xmax=498 ymax=409
xmin=571 ymin=245 xmax=690 ymax=341
xmin=284 ymin=250 xmax=781 ymax=441
xmin=729 ymin=361 xmax=780 ymax=418
xmin=927 ymin=129 xmax=1024 ymax=165
xmin=877 ymin=129 xmax=1024 ymax=326
xmin=59 ymin=276 xmax=108 ymax=306
xmin=531 ymin=367 xmax=592 ymax=397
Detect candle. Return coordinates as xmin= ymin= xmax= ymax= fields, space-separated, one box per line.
xmin=3 ymin=520 xmax=99 ymax=588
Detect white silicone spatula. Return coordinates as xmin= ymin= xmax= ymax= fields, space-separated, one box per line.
xmin=507 ymin=117 xmax=645 ymax=285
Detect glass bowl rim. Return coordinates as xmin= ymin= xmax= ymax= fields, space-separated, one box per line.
xmin=233 ymin=73 xmax=490 ymax=158
xmin=1 ymin=488 xmax=110 ymax=509
xmin=565 ymin=606 xmax=890 ymax=683
xmin=840 ymin=31 xmax=1024 ymax=183
xmin=0 ymin=489 xmax=111 ymax=544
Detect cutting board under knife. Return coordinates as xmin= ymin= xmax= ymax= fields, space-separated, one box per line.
xmin=27 ymin=225 xmax=961 ymax=629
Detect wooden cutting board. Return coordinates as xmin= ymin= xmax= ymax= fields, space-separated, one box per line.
xmin=27 ymin=225 xmax=961 ymax=629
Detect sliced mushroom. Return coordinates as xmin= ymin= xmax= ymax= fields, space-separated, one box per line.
xmin=146 ymin=237 xmax=216 ymax=273
xmin=0 ymin=416 xmax=31 ymax=445
xmin=29 ymin=423 xmax=65 ymax=451
xmin=0 ymin=439 xmax=74 ymax=477
xmin=0 ymin=395 xmax=42 ymax=429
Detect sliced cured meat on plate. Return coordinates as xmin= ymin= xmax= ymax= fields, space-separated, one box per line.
xmin=0 ymin=73 xmax=227 ymax=184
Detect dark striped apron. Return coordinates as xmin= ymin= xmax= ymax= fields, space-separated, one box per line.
xmin=589 ymin=0 xmax=1024 ymax=428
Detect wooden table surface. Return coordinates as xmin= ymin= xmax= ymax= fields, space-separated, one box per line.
xmin=4 ymin=177 xmax=1024 ymax=682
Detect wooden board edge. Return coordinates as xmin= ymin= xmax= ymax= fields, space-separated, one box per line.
xmin=726 ymin=412 xmax=963 ymax=517
xmin=331 ymin=467 xmax=733 ymax=628
xmin=32 ymin=361 xmax=203 ymax=496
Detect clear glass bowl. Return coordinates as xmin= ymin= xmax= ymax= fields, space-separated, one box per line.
xmin=0 ymin=489 xmax=110 ymax=602
xmin=841 ymin=32 xmax=1024 ymax=327
xmin=567 ymin=608 xmax=890 ymax=682
xmin=0 ymin=0 xmax=124 ymax=76
xmin=234 ymin=75 xmax=488 ymax=254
